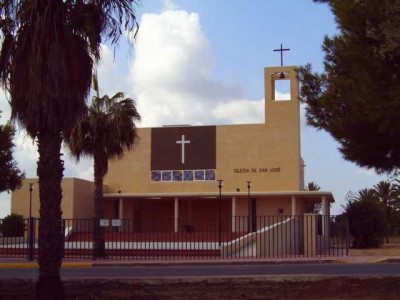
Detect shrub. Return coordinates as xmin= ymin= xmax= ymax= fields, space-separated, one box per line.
xmin=345 ymin=198 xmax=387 ymax=248
xmin=0 ymin=213 xmax=25 ymax=237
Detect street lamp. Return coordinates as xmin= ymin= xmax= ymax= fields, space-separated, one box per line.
xmin=29 ymin=183 xmax=34 ymax=221
xmin=217 ymin=179 xmax=224 ymax=246
xmin=247 ymin=181 xmax=251 ymax=233
xmin=28 ymin=183 xmax=34 ymax=261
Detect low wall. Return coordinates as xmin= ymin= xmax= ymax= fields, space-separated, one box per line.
xmin=0 ymin=237 xmax=26 ymax=245
xmin=257 ymin=217 xmax=299 ymax=257
xmin=222 ymin=217 xmax=300 ymax=258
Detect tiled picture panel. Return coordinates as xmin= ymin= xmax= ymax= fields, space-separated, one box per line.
xmin=151 ymin=170 xmax=216 ymax=182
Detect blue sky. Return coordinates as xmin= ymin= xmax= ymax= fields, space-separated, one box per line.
xmin=0 ymin=0 xmax=386 ymax=217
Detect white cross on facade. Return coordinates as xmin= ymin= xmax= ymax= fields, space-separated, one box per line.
xmin=176 ymin=135 xmax=190 ymax=164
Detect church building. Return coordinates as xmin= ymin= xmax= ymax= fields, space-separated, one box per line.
xmin=11 ymin=66 xmax=334 ymax=235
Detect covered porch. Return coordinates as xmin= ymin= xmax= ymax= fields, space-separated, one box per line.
xmin=103 ymin=191 xmax=334 ymax=234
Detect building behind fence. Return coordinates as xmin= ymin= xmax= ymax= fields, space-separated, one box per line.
xmin=0 ymin=215 xmax=350 ymax=260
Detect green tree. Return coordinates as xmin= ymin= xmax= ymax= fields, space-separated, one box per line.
xmin=0 ymin=1 xmax=139 ymax=299
xmin=0 ymin=213 xmax=25 ymax=237
xmin=0 ymin=119 xmax=24 ymax=192
xmin=65 ymin=73 xmax=140 ymax=258
xmin=344 ymin=188 xmax=386 ymax=248
xmin=299 ymin=0 xmax=400 ymax=173
xmin=304 ymin=181 xmax=322 ymax=214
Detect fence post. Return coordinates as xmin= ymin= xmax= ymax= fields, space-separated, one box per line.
xmin=27 ymin=217 xmax=35 ymax=261
xmin=61 ymin=219 xmax=66 ymax=258
xmin=92 ymin=218 xmax=97 ymax=260
xmin=345 ymin=217 xmax=350 ymax=256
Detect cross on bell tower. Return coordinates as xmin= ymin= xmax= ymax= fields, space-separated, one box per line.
xmin=273 ymin=44 xmax=290 ymax=66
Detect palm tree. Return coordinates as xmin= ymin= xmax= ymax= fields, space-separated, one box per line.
xmin=65 ymin=73 xmax=140 ymax=258
xmin=373 ymin=181 xmax=397 ymax=209
xmin=0 ymin=1 xmax=139 ymax=298
xmin=374 ymin=180 xmax=398 ymax=243
xmin=392 ymin=179 xmax=400 ymax=211
xmin=306 ymin=181 xmax=321 ymax=191
xmin=352 ymin=188 xmax=379 ymax=202
xmin=305 ymin=181 xmax=321 ymax=214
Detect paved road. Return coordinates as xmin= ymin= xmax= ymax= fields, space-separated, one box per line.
xmin=1 ymin=263 xmax=400 ymax=280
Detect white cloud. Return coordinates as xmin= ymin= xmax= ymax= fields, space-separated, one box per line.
xmin=275 ymin=91 xmax=291 ymax=101
xmin=128 ymin=10 xmax=293 ymax=128
xmin=162 ymin=0 xmax=178 ymax=11
xmin=96 ymin=44 xmax=129 ymax=98
xmin=0 ymin=88 xmax=11 ymax=124
xmin=213 ymin=99 xmax=264 ymax=124
xmin=129 ymin=10 xmax=249 ymax=127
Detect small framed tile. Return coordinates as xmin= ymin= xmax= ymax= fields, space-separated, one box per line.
xmin=205 ymin=169 xmax=215 ymax=180
xmin=194 ymin=170 xmax=205 ymax=181
xmin=183 ymin=170 xmax=193 ymax=181
xmin=161 ymin=171 xmax=172 ymax=181
xmin=173 ymin=170 xmax=183 ymax=181
xmin=151 ymin=171 xmax=161 ymax=181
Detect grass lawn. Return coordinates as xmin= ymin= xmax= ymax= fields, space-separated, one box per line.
xmin=349 ymin=237 xmax=400 ymax=256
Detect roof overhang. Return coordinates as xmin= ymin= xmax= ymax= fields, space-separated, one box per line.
xmin=104 ymin=190 xmax=335 ymax=203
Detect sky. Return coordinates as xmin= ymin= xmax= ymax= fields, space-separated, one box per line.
xmin=0 ymin=0 xmax=387 ymax=217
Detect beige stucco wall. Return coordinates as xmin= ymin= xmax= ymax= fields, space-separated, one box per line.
xmin=104 ymin=66 xmax=302 ymax=195
xmin=72 ymin=178 xmax=95 ymax=219
xmin=11 ymin=178 xmax=94 ymax=219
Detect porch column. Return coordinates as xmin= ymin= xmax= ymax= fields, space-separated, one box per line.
xmin=291 ymin=196 xmax=296 ymax=216
xmin=231 ymin=197 xmax=236 ymax=232
xmin=174 ymin=197 xmax=179 ymax=233
xmin=118 ymin=197 xmax=123 ymax=232
xmin=321 ymin=196 xmax=329 ymax=236
xmin=118 ymin=197 xmax=123 ymax=219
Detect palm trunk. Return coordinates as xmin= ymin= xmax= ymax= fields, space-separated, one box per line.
xmin=93 ymin=151 xmax=106 ymax=258
xmin=35 ymin=132 xmax=65 ymax=299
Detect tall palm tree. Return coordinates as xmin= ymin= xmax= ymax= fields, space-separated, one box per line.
xmin=65 ymin=73 xmax=140 ymax=258
xmin=352 ymin=188 xmax=379 ymax=202
xmin=374 ymin=180 xmax=398 ymax=243
xmin=0 ymin=1 xmax=139 ymax=299
xmin=373 ymin=181 xmax=397 ymax=209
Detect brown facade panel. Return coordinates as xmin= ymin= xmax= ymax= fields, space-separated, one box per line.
xmin=151 ymin=126 xmax=216 ymax=170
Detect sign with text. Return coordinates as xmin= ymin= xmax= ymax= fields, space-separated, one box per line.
xmin=99 ymin=219 xmax=109 ymax=227
xmin=111 ymin=219 xmax=122 ymax=227
xmin=233 ymin=167 xmax=281 ymax=174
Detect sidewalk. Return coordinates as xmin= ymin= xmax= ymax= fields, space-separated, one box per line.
xmin=1 ymin=255 xmax=400 ymax=269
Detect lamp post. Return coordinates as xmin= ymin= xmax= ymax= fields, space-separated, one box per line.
xmin=28 ymin=183 xmax=34 ymax=261
xmin=247 ymin=181 xmax=251 ymax=233
xmin=29 ymin=183 xmax=34 ymax=221
xmin=217 ymin=179 xmax=224 ymax=247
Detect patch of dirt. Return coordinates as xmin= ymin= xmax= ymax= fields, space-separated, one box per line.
xmin=1 ymin=277 xmax=400 ymax=300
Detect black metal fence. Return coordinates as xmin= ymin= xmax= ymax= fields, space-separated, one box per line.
xmin=0 ymin=215 xmax=349 ymax=260
xmin=387 ymin=222 xmax=400 ymax=243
